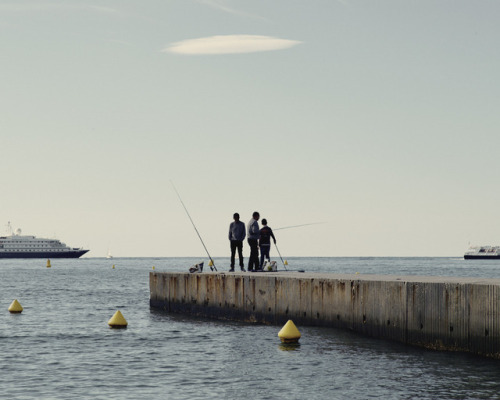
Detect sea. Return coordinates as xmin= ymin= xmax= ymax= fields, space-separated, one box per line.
xmin=2 ymin=257 xmax=500 ymax=400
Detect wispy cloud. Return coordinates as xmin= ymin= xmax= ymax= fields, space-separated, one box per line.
xmin=162 ymin=35 xmax=302 ymax=55
xmin=86 ymin=5 xmax=119 ymax=14
xmin=0 ymin=3 xmax=118 ymax=13
xmin=198 ymin=0 xmax=267 ymax=21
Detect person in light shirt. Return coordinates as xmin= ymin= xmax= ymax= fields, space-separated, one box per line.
xmin=246 ymin=211 xmax=260 ymax=272
xmin=228 ymin=213 xmax=246 ymax=272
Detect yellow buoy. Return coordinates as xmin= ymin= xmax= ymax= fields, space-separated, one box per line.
xmin=152 ymin=266 xmax=155 ymax=270
xmin=278 ymin=320 xmax=301 ymax=343
xmin=8 ymin=299 xmax=23 ymax=314
xmin=284 ymin=260 xmax=288 ymax=266
xmin=112 ymin=264 xmax=115 ymax=269
xmin=208 ymin=260 xmax=213 ymax=267
xmin=46 ymin=259 xmax=51 ymax=268
xmin=108 ymin=310 xmax=128 ymax=328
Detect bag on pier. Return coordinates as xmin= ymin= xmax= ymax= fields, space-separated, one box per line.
xmin=189 ymin=262 xmax=204 ymax=273
xmin=264 ymin=261 xmax=277 ymax=272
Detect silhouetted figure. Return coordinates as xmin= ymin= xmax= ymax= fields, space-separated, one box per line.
xmin=228 ymin=213 xmax=246 ymax=272
xmin=247 ymin=211 xmax=260 ymax=271
xmin=259 ymin=218 xmax=276 ymax=269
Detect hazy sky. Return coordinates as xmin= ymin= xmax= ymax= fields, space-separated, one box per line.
xmin=1 ymin=0 xmax=499 ymax=257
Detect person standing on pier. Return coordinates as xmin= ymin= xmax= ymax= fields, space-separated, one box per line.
xmin=259 ymin=219 xmax=276 ymax=269
xmin=228 ymin=213 xmax=246 ymax=272
xmin=247 ymin=211 xmax=260 ymax=271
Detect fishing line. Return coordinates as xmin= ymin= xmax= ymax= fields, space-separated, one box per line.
xmin=171 ymin=181 xmax=217 ymax=271
xmin=274 ymin=222 xmax=326 ymax=231
xmin=274 ymin=242 xmax=288 ymax=271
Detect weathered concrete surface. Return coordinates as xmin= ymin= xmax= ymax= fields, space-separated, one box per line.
xmin=150 ymin=271 xmax=500 ymax=358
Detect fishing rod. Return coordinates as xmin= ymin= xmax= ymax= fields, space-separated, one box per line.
xmin=274 ymin=242 xmax=288 ymax=271
xmin=171 ymin=181 xmax=217 ymax=271
xmin=274 ymin=222 xmax=326 ymax=231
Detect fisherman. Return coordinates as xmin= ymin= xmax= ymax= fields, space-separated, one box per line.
xmin=228 ymin=213 xmax=246 ymax=272
xmin=259 ymin=219 xmax=276 ymax=269
xmin=247 ymin=211 xmax=261 ymax=272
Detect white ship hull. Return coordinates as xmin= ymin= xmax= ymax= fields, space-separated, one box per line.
xmin=464 ymin=246 xmax=500 ymax=259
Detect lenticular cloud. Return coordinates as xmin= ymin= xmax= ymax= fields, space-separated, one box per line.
xmin=163 ymin=35 xmax=302 ymax=55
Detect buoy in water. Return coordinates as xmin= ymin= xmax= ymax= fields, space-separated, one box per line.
xmin=8 ymin=299 xmax=23 ymax=314
xmin=108 ymin=310 xmax=127 ymax=328
xmin=46 ymin=259 xmax=51 ymax=268
xmin=278 ymin=320 xmax=301 ymax=344
xmin=152 ymin=266 xmax=155 ymax=270
xmin=112 ymin=264 xmax=115 ymax=269
xmin=284 ymin=260 xmax=288 ymax=266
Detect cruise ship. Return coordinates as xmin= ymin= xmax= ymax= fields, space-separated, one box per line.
xmin=0 ymin=224 xmax=89 ymax=259
xmin=464 ymin=246 xmax=500 ymax=260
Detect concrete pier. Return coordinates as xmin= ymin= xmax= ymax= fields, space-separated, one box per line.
xmin=149 ymin=271 xmax=500 ymax=358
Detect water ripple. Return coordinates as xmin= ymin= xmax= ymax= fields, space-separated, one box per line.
xmin=2 ymin=258 xmax=500 ymax=399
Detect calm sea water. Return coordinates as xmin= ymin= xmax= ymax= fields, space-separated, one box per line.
xmin=2 ymin=257 xmax=500 ymax=399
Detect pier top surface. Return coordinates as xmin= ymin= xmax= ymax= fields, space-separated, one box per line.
xmin=151 ymin=271 xmax=500 ymax=286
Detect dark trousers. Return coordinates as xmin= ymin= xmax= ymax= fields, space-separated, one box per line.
xmin=247 ymin=239 xmax=259 ymax=271
xmin=230 ymin=240 xmax=244 ymax=268
xmin=260 ymin=244 xmax=270 ymax=267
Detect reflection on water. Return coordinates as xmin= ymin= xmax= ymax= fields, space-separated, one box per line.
xmin=278 ymin=343 xmax=301 ymax=352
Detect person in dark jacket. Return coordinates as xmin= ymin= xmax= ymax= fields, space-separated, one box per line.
xmin=228 ymin=213 xmax=246 ymax=272
xmin=259 ymin=219 xmax=276 ymax=269
xmin=247 ymin=211 xmax=260 ymax=272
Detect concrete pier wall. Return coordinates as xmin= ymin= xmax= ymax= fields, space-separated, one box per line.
xmin=149 ymin=271 xmax=500 ymax=358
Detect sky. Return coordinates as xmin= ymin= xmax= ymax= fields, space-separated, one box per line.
xmin=1 ymin=0 xmax=499 ymax=257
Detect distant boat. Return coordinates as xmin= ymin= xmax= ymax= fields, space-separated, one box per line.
xmin=0 ymin=222 xmax=89 ymax=259
xmin=464 ymin=246 xmax=500 ymax=259
xmin=106 ymin=249 xmax=113 ymax=259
